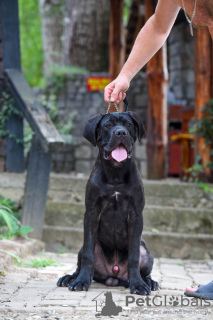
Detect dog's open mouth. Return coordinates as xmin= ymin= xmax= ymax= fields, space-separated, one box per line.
xmin=103 ymin=144 xmax=132 ymax=162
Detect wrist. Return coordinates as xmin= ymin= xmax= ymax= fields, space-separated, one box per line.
xmin=119 ymin=62 xmax=138 ymax=83
xmin=116 ymin=72 xmax=131 ymax=85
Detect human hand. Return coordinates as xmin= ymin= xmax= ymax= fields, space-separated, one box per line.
xmin=104 ymin=75 xmax=130 ymax=103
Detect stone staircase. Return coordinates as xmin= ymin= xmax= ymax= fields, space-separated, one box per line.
xmin=1 ymin=173 xmax=213 ymax=259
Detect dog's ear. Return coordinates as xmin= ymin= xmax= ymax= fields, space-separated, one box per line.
xmin=127 ymin=111 xmax=145 ymax=142
xmin=83 ymin=114 xmax=104 ymax=146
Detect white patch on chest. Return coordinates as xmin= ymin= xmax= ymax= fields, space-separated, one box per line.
xmin=112 ymin=191 xmax=121 ymax=201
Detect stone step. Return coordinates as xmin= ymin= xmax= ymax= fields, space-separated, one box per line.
xmin=47 ymin=175 xmax=213 ymax=209
xmin=0 ymin=238 xmax=45 ymax=270
xmin=42 ymin=225 xmax=213 ymax=260
xmin=1 ymin=173 xmax=213 ymax=209
xmin=45 ymin=202 xmax=213 ymax=234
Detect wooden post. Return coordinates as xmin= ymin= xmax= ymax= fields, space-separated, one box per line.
xmin=145 ymin=0 xmax=168 ymax=179
xmin=194 ymin=27 xmax=212 ymax=179
xmin=109 ymin=0 xmax=125 ymax=112
xmin=109 ymin=0 xmax=124 ymax=80
xmin=0 ymin=0 xmax=25 ymax=172
xmin=22 ymin=135 xmax=52 ymax=240
xmin=5 ymin=68 xmax=63 ymax=240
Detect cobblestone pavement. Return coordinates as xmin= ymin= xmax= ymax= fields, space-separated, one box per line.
xmin=0 ymin=252 xmax=213 ymax=320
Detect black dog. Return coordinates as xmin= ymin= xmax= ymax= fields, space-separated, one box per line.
xmin=57 ymin=111 xmax=158 ymax=295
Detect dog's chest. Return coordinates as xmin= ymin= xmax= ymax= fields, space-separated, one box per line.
xmin=97 ymin=191 xmax=131 ymax=249
xmin=98 ymin=190 xmax=128 ymax=217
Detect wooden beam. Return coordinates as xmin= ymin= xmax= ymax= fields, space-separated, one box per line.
xmin=5 ymin=69 xmax=64 ymax=153
xmin=145 ymin=0 xmax=168 ymax=179
xmin=22 ymin=135 xmax=52 ymax=240
xmin=109 ymin=0 xmax=125 ymax=112
xmin=109 ymin=0 xmax=124 ymax=80
xmin=0 ymin=0 xmax=25 ymax=172
xmin=194 ymin=27 xmax=212 ymax=180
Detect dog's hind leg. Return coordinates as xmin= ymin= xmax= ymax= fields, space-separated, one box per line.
xmin=57 ymin=247 xmax=82 ymax=287
xmin=139 ymin=239 xmax=158 ymax=291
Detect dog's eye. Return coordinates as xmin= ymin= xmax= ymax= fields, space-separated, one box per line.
xmin=126 ymin=123 xmax=132 ymax=128
xmin=105 ymin=123 xmax=112 ymax=129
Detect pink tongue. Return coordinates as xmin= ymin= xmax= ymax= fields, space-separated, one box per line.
xmin=111 ymin=145 xmax=127 ymax=162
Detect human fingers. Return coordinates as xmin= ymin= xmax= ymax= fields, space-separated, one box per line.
xmin=104 ymin=81 xmax=115 ymax=103
xmin=110 ymin=83 xmax=124 ymax=103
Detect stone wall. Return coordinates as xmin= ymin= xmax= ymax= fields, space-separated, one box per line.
xmin=168 ymin=22 xmax=195 ymax=104
xmin=52 ymin=72 xmax=148 ymax=176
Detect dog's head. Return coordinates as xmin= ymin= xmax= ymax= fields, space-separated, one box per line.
xmin=83 ymin=112 xmax=145 ymax=164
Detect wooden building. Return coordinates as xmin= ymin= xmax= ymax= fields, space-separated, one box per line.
xmin=110 ymin=0 xmax=213 ymax=180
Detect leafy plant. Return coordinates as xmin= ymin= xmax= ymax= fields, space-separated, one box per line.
xmin=19 ymin=0 xmax=44 ymax=87
xmin=14 ymin=250 xmax=63 ymax=268
xmin=0 ymin=269 xmax=6 ymax=277
xmin=39 ymin=92 xmax=76 ymax=145
xmin=58 ymin=247 xmax=69 ymax=254
xmin=0 ymin=249 xmax=23 ymax=262
xmin=38 ymin=65 xmax=79 ymax=145
xmin=185 ymin=165 xmax=213 ymax=193
xmin=0 ymin=195 xmax=33 ymax=239
xmin=23 ymin=121 xmax=34 ymax=156
xmin=185 ymin=99 xmax=213 ymax=190
xmin=0 ymin=92 xmax=23 ymax=143
xmin=123 ymin=0 xmax=132 ymax=26
xmin=196 ymin=99 xmax=213 ymax=147
xmin=0 ymin=205 xmax=17 ymax=235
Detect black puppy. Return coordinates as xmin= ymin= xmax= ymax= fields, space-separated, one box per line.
xmin=57 ymin=111 xmax=158 ymax=295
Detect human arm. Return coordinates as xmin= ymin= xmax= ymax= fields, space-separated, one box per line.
xmin=104 ymin=0 xmax=180 ymax=103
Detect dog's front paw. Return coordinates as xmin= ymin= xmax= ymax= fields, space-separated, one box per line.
xmin=130 ymin=277 xmax=151 ymax=295
xmin=57 ymin=273 xmax=78 ymax=287
xmin=68 ymin=273 xmax=91 ymax=291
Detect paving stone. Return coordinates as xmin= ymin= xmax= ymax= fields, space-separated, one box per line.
xmin=191 ymin=273 xmax=213 ymax=285
xmin=160 ymin=281 xmax=189 ymax=291
xmin=159 ymin=258 xmax=184 ymax=264
xmin=1 ymin=251 xmax=213 ymax=320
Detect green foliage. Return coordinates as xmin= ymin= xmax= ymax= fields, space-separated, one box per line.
xmin=184 ymin=99 xmax=213 ymax=191
xmin=19 ymin=0 xmax=44 ymax=87
xmin=50 ymin=64 xmax=88 ymax=76
xmin=197 ymin=99 xmax=213 ymax=147
xmin=0 ymin=195 xmax=33 ymax=239
xmin=0 ymin=249 xmax=23 ymax=262
xmin=123 ymin=0 xmax=132 ymax=26
xmin=0 ymin=269 xmax=6 ymax=277
xmin=185 ymin=99 xmax=213 ymax=190
xmin=39 ymin=92 xmax=76 ymax=145
xmin=15 ymin=250 xmax=63 ymax=268
xmin=58 ymin=247 xmax=69 ymax=254
xmin=39 ymin=65 xmax=79 ymax=145
xmin=184 ymin=156 xmax=213 ymax=193
xmin=0 ymin=92 xmax=23 ymax=143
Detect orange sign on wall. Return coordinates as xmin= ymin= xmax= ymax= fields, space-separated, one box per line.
xmin=87 ymin=77 xmax=111 ymax=91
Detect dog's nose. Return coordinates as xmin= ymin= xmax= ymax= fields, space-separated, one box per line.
xmin=115 ymin=129 xmax=127 ymax=137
